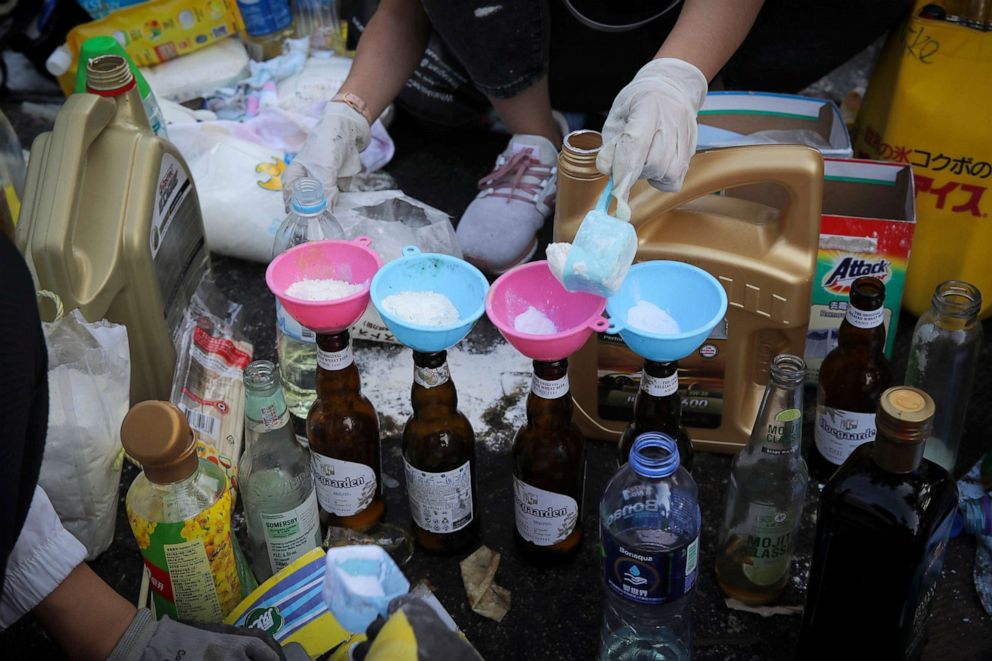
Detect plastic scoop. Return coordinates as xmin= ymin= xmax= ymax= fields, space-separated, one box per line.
xmin=605 ymin=260 xmax=728 ymax=362
xmin=265 ymin=236 xmax=382 ymax=333
xmin=370 ymin=246 xmax=489 ymax=353
xmin=547 ymin=178 xmax=637 ymax=298
xmin=486 ymin=261 xmax=608 ymax=361
xmin=322 ymin=545 xmax=410 ymax=634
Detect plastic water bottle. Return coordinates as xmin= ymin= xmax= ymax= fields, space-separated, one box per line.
xmin=598 ymin=432 xmax=700 ymax=661
xmin=273 ymin=178 xmax=344 ymax=419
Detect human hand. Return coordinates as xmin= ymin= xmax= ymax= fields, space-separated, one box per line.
xmin=596 ymin=58 xmax=708 ymax=220
xmin=283 ymin=101 xmax=371 ymax=209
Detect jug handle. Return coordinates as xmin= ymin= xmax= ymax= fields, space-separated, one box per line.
xmin=628 ymin=144 xmax=823 ymax=252
xmin=29 ymin=94 xmax=117 ymax=306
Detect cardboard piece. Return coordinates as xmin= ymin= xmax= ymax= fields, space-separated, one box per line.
xmin=698 ymin=91 xmax=852 ymax=158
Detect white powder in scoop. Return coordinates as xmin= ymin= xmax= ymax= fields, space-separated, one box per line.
xmin=513 ymin=306 xmax=557 ymax=334
xmin=382 ymin=291 xmax=460 ymax=327
xmin=626 ymin=300 xmax=681 ymax=334
xmin=287 ymin=278 xmax=362 ymax=301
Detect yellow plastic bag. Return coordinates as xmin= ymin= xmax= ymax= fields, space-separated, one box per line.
xmin=57 ymin=0 xmax=243 ymax=94
xmin=853 ymin=2 xmax=992 ymax=318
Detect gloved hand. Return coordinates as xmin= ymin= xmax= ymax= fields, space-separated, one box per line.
xmin=596 ymin=58 xmax=708 ymax=220
xmin=108 ymin=608 xmax=310 ymax=661
xmin=283 ymin=101 xmax=371 ymax=208
xmin=352 ymin=595 xmax=482 ymax=661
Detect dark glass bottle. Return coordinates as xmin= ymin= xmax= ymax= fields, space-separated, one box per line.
xmin=811 ymin=276 xmax=892 ymax=482
xmin=618 ymin=359 xmax=693 ymax=471
xmin=307 ymin=331 xmax=384 ymax=532
xmin=512 ymin=359 xmax=586 ymax=565
xmin=798 ymin=387 xmax=958 ymax=661
xmin=402 ymin=350 xmax=478 ymax=553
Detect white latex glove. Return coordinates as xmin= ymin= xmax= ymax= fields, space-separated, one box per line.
xmin=597 ymin=58 xmax=708 ymax=220
xmin=283 ymin=101 xmax=371 ymax=208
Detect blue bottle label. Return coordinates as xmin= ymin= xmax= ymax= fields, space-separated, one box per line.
xmin=237 ymin=0 xmax=292 ymax=36
xmin=601 ymin=528 xmax=699 ymax=605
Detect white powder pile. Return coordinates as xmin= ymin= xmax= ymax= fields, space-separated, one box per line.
xmin=287 ymin=278 xmax=362 ymax=300
xmin=382 ymin=291 xmax=459 ymax=327
xmin=626 ymin=300 xmax=681 ymax=334
xmin=513 ymin=306 xmax=558 ymax=335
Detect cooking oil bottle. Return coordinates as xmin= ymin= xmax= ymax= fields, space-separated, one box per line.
xmin=16 ymin=54 xmax=209 ymax=404
xmin=557 ymin=131 xmax=822 ymax=452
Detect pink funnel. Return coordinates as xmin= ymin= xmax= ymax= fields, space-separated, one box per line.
xmin=486 ymin=260 xmax=608 ymax=361
xmin=265 ymin=237 xmax=382 ymax=333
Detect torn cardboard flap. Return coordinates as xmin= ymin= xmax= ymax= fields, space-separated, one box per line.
xmin=460 ymin=546 xmax=511 ymax=623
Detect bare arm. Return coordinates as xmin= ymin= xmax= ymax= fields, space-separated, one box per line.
xmin=656 ymin=0 xmax=765 ymax=81
xmin=32 ymin=563 xmax=136 ymax=661
xmin=338 ymin=0 xmax=431 ymax=121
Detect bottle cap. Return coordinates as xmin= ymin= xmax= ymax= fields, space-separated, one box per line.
xmin=876 ymin=386 xmax=935 ymax=444
xmin=291 ymin=177 xmax=328 ymax=214
xmin=629 ymin=432 xmax=680 ymax=479
xmin=46 ymin=45 xmax=72 ymax=76
xmin=849 ymin=276 xmax=886 ymax=311
xmin=85 ymin=54 xmax=135 ymax=96
xmin=121 ymin=401 xmax=199 ymax=484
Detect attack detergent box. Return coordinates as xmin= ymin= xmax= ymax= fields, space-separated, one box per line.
xmin=805 ymin=158 xmax=916 ymax=383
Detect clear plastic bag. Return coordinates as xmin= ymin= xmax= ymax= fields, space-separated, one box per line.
xmin=40 ymin=304 xmax=129 ymax=559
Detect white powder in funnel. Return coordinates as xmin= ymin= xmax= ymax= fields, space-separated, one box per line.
xmin=513 ymin=306 xmax=557 ymax=335
xmin=627 ymin=300 xmax=681 ymax=334
xmin=287 ymin=278 xmax=362 ymax=300
xmin=382 ymin=291 xmax=460 ymax=327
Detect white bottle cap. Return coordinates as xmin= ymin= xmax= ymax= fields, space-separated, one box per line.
xmin=46 ymin=45 xmax=73 ymax=77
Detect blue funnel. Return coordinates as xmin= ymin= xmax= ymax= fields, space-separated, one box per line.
xmin=606 ymin=260 xmax=728 ymax=362
xmin=370 ymin=246 xmax=490 ymax=353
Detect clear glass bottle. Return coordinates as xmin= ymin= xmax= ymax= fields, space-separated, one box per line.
xmin=122 ymin=401 xmax=255 ymax=621
xmin=904 ymin=280 xmax=983 ymax=473
xmin=798 ymin=387 xmax=958 ymax=660
xmin=715 ymin=354 xmax=808 ymax=605
xmin=273 ymin=177 xmax=345 ymax=419
xmin=235 ymin=0 xmax=297 ymax=61
xmin=240 ymin=361 xmax=322 ymax=581
xmin=598 ymin=432 xmax=700 ymax=661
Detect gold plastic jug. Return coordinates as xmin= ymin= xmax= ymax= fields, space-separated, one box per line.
xmin=17 ymin=57 xmax=208 ymax=404
xmin=557 ymin=131 xmax=822 ymax=453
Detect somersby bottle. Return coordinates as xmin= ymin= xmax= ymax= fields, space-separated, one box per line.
xmin=798 ymin=387 xmax=958 ymax=660
xmin=240 ymin=360 xmax=322 ymax=581
xmin=512 ymin=358 xmax=585 ymax=564
xmin=618 ymin=358 xmax=693 ymax=471
xmin=715 ymin=354 xmax=808 ymax=605
xmin=403 ymin=350 xmax=479 ymax=553
xmin=122 ymin=401 xmax=255 ymax=622
xmin=307 ymin=330 xmax=384 ymax=531
xmin=811 ymin=276 xmax=892 ymax=481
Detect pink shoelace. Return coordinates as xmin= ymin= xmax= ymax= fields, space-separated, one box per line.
xmin=478 ymin=150 xmax=555 ymax=205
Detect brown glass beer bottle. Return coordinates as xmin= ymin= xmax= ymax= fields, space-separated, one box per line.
xmin=811 ymin=276 xmax=892 ymax=482
xmin=512 ymin=358 xmax=586 ymax=565
xmin=307 ymin=330 xmax=384 ymax=531
xmin=403 ymin=350 xmax=478 ymax=553
xmin=617 ymin=359 xmax=693 ymax=471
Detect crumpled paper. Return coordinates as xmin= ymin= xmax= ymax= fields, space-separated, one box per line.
xmin=725 ymin=598 xmax=803 ymax=618
xmin=460 ymin=546 xmax=511 ymax=623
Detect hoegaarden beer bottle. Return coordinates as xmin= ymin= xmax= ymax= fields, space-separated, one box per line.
xmin=617 ymin=358 xmax=693 ymax=472
xmin=811 ymin=276 xmax=892 ymax=481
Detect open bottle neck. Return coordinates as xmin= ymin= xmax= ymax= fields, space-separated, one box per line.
xmin=412 ymin=350 xmax=457 ymax=411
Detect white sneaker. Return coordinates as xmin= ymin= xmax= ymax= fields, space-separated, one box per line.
xmin=456 ymin=133 xmax=558 ymax=273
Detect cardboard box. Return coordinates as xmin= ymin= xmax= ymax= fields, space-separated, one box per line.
xmin=804 ymin=158 xmax=916 ymax=383
xmin=697 ymin=91 xmax=852 ymax=158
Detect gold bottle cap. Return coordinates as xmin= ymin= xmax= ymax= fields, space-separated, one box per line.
xmin=121 ymin=401 xmax=199 ymax=484
xmin=876 ymin=386 xmax=935 ymax=444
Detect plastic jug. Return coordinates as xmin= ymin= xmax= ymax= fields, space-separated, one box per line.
xmin=556 ymin=130 xmax=822 ymax=452
xmin=17 ymin=55 xmax=209 ymax=404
